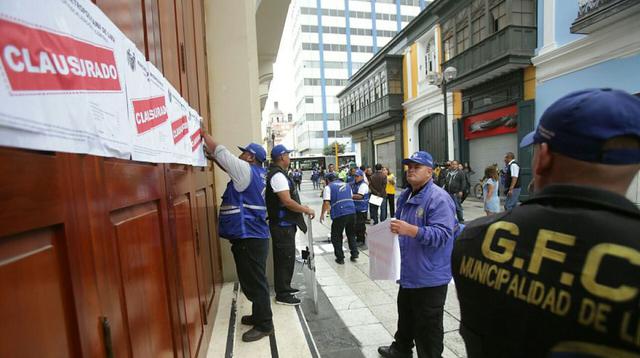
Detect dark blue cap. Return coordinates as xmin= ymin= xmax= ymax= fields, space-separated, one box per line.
xmin=520 ymin=88 xmax=640 ymax=164
xmin=355 ymin=169 xmax=364 ymax=176
xmin=270 ymin=144 xmax=294 ymax=159
xmin=237 ymin=143 xmax=266 ymax=162
xmin=325 ymin=172 xmax=337 ymax=181
xmin=402 ymin=151 xmax=434 ymax=168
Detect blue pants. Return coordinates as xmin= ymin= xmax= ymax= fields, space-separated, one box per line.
xmin=504 ymin=188 xmax=521 ymax=211
xmin=450 ymin=193 xmax=464 ymax=222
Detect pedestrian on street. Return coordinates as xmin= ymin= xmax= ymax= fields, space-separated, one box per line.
xmin=378 ymin=151 xmax=458 ymax=358
xmin=369 ymin=163 xmax=388 ymax=224
xmin=292 ymin=168 xmax=302 ymax=191
xmin=501 ymin=152 xmax=521 ymax=210
xmin=482 ymin=164 xmax=500 ymax=215
xmin=385 ymin=166 xmax=396 ymax=218
xmin=201 ymin=134 xmax=273 ymax=342
xmin=436 ymin=161 xmax=451 ymax=187
xmin=266 ymin=144 xmax=315 ymax=306
xmin=443 ymin=160 xmax=466 ymax=223
xmin=311 ymin=168 xmax=320 ymax=189
xmin=320 ymin=173 xmax=358 ymax=264
xmin=458 ymin=162 xmax=471 ymax=203
xmin=350 ymin=169 xmax=369 ymax=247
xmin=452 ymin=88 xmax=640 ymax=357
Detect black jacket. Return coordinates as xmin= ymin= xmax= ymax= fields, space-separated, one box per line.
xmin=265 ymin=165 xmax=307 ymax=233
xmin=452 ymin=184 xmax=640 ymax=357
xmin=444 ymin=170 xmax=466 ymax=194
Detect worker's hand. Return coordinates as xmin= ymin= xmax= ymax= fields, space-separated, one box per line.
xmin=319 ymin=213 xmax=324 ymax=223
xmin=305 ymin=207 xmax=316 ymax=220
xmin=202 ymin=132 xmax=215 ymax=152
xmin=507 ymin=189 xmax=513 ymax=197
xmin=390 ymin=219 xmax=419 ymax=238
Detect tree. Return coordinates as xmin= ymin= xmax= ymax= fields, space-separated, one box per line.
xmin=323 ymin=141 xmax=346 ymax=156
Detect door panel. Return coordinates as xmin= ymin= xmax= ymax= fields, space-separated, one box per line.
xmin=96 ymin=0 xmax=146 ymax=54
xmin=174 ymin=197 xmax=204 ymax=357
xmin=111 ymin=202 xmax=174 ymax=358
xmin=195 ymin=189 xmax=215 ymax=311
xmin=180 ymin=0 xmax=200 ymax=109
xmin=418 ymin=113 xmax=447 ymax=164
xmin=0 ymin=226 xmax=80 ymax=358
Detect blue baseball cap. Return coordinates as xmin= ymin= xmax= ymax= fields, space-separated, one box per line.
xmin=402 ymin=151 xmax=434 ymax=168
xmin=237 ymin=143 xmax=266 ymax=162
xmin=520 ymin=88 xmax=640 ymax=164
xmin=271 ymin=144 xmax=294 ymax=160
xmin=355 ymin=169 xmax=364 ymax=176
xmin=325 ymin=172 xmax=337 ymax=181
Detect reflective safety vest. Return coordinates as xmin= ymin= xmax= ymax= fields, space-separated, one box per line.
xmin=218 ymin=165 xmax=270 ymax=239
xmin=328 ymin=180 xmax=355 ymax=219
xmin=351 ymin=180 xmax=369 ymax=212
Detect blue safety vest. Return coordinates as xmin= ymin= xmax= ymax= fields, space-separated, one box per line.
xmin=218 ymin=165 xmax=270 ymax=239
xmin=351 ymin=180 xmax=369 ymax=212
xmin=328 ymin=180 xmax=355 ymax=219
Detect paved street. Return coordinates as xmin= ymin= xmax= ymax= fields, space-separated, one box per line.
xmin=293 ymin=179 xmax=487 ymax=357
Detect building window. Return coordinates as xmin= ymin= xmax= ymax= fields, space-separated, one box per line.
xmin=381 ymin=72 xmax=388 ymax=96
xmin=471 ymin=15 xmax=486 ymax=44
xmin=456 ymin=25 xmax=470 ymax=54
xmin=374 ymin=75 xmax=380 ymax=100
xmin=490 ymin=1 xmax=507 ymax=33
xmin=425 ymin=39 xmax=437 ymax=74
xmin=442 ymin=20 xmax=455 ymax=61
xmin=389 ymin=80 xmax=402 ymax=95
xmin=513 ymin=0 xmax=535 ymax=27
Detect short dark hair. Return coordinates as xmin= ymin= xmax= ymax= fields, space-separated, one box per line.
xmin=375 ymin=163 xmax=383 ymax=171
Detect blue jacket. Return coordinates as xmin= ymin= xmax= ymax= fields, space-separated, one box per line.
xmin=218 ymin=165 xmax=270 ymax=240
xmin=395 ymin=179 xmax=457 ymax=288
xmin=328 ymin=180 xmax=355 ymax=219
xmin=351 ymin=180 xmax=369 ymax=212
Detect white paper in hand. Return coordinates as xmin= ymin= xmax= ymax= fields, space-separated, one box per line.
xmin=367 ymin=220 xmax=401 ymax=281
xmin=369 ymin=194 xmax=384 ymax=206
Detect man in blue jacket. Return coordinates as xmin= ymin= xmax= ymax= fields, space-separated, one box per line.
xmin=378 ymin=151 xmax=458 ymax=358
xmin=320 ymin=173 xmax=359 ymax=264
xmin=202 ymin=133 xmax=273 ymax=342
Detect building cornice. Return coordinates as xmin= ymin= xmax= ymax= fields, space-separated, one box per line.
xmin=532 ymin=14 xmax=640 ymax=84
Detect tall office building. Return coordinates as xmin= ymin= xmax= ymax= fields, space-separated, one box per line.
xmin=280 ymin=0 xmax=424 ymax=155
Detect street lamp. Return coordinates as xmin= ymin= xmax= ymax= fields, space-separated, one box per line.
xmin=427 ymin=66 xmax=457 ymax=159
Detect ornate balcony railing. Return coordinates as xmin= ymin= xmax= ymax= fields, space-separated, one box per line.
xmin=577 ymin=0 xmax=615 ymax=18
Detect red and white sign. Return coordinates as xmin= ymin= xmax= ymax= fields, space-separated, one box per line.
xmin=0 ymin=1 xmax=131 ymax=159
xmin=132 ymin=95 xmax=168 ymax=134
xmin=0 ymin=18 xmax=121 ymax=93
xmin=464 ymin=105 xmax=518 ymax=140
xmin=171 ymin=116 xmax=188 ymax=144
xmin=190 ymin=128 xmax=202 ymax=152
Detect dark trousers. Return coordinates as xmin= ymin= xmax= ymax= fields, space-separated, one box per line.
xmin=270 ymin=224 xmax=297 ymax=300
xmin=369 ymin=203 xmax=380 ymax=224
xmin=331 ymin=214 xmax=358 ymax=260
xmin=353 ymin=211 xmax=367 ymax=243
xmin=230 ymin=238 xmax=273 ymax=332
xmin=392 ymin=285 xmax=448 ymax=358
xmin=387 ymin=194 xmax=395 ymax=218
xmin=450 ymin=193 xmax=464 ymax=222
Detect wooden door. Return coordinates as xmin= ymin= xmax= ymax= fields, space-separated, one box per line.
xmin=0 ymin=150 xmax=96 ymax=357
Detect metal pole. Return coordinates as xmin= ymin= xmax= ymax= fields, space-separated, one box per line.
xmin=442 ymin=82 xmax=448 ymax=161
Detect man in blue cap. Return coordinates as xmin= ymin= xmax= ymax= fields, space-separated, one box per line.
xmin=201 ymin=133 xmax=273 ymax=342
xmin=320 ymin=172 xmax=359 ymax=264
xmin=265 ymin=144 xmax=315 ymax=306
xmin=452 ymin=89 xmax=640 ymax=357
xmin=378 ymin=150 xmax=458 ymax=358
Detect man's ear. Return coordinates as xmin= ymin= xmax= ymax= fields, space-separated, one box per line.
xmin=534 ymin=143 xmax=553 ymax=176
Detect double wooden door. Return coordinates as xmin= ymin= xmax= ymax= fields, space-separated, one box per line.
xmin=0 ymin=149 xmax=222 ymax=357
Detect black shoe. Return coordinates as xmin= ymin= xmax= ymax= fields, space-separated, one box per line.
xmin=240 ymin=315 xmax=256 ymax=326
xmin=242 ymin=327 xmax=273 ymax=342
xmin=350 ymin=256 xmax=358 ymax=262
xmin=377 ymin=345 xmax=412 ymax=358
xmin=275 ymin=295 xmax=301 ymax=306
xmin=335 ymin=258 xmax=345 ymax=265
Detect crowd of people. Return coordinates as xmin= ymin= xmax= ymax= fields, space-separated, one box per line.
xmin=201 ymin=88 xmax=640 ymax=357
